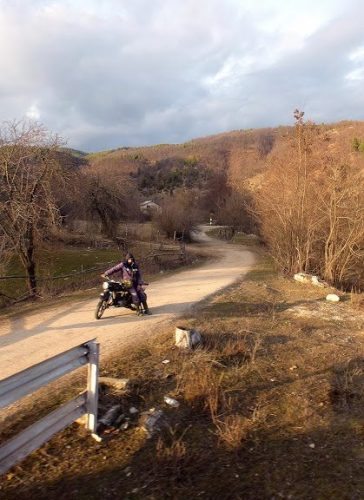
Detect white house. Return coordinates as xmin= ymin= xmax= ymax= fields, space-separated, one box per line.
xmin=140 ymin=200 xmax=162 ymax=215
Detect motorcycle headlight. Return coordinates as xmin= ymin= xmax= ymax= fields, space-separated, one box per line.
xmin=102 ymin=282 xmax=109 ymax=290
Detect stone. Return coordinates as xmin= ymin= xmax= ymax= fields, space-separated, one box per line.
xmin=293 ymin=272 xmax=312 ymax=283
xmin=99 ymin=377 xmax=132 ymax=391
xmin=175 ymin=326 xmax=202 ymax=349
xmin=98 ymin=405 xmax=123 ymax=427
xmin=294 ymin=273 xmax=329 ymax=288
xmin=140 ymin=409 xmax=167 ymax=437
xmin=311 ymin=276 xmax=325 ymax=287
xmin=326 ymin=294 xmax=340 ymax=302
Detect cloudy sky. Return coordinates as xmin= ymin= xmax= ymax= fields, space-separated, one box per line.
xmin=0 ymin=0 xmax=363 ymax=151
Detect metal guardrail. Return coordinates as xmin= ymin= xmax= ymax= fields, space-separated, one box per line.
xmin=0 ymin=340 xmax=99 ymax=475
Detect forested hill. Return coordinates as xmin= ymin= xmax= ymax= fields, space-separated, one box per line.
xmin=86 ymin=120 xmax=364 ymax=189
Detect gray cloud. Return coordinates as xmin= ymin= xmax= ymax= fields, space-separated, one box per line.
xmin=0 ymin=0 xmax=363 ymax=151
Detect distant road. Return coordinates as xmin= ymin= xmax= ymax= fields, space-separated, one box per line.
xmin=0 ymin=227 xmax=255 ymax=380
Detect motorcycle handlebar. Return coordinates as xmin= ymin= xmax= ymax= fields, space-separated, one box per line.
xmin=100 ymin=275 xmax=149 ymax=286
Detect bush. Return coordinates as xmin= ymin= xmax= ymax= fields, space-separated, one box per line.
xmin=254 ymin=113 xmax=364 ymax=290
xmin=152 ymin=191 xmax=199 ymax=241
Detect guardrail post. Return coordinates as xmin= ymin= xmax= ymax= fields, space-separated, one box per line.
xmin=86 ymin=341 xmax=99 ymax=434
xmin=0 ymin=339 xmax=100 ymax=473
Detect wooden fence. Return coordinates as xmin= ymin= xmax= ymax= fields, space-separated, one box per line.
xmin=0 ymin=340 xmax=99 ymax=475
xmin=0 ymin=240 xmax=187 ymax=306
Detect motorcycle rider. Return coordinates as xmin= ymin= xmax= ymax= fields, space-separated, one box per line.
xmin=101 ymin=252 xmax=151 ymax=315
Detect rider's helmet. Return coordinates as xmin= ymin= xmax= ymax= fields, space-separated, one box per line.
xmin=125 ymin=252 xmax=135 ymax=264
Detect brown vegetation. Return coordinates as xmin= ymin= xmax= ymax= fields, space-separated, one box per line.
xmin=1 ymin=248 xmax=363 ymax=499
xmin=152 ymin=190 xmax=199 ymax=241
xmin=85 ymin=117 xmax=363 ymax=292
xmin=254 ymin=112 xmax=364 ymax=290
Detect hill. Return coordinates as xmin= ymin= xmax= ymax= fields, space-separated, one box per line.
xmin=86 ymin=120 xmax=364 ymax=192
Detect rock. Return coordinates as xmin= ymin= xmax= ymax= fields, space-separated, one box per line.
xmin=175 ymin=326 xmax=202 ymax=349
xmin=140 ymin=409 xmax=167 ymax=437
xmin=293 ymin=272 xmax=312 ymax=283
xmin=311 ymin=276 xmax=326 ymax=287
xmin=114 ymin=414 xmax=126 ymax=426
xmin=99 ymin=377 xmax=132 ymax=391
xmin=326 ymin=294 xmax=340 ymax=302
xmin=129 ymin=407 xmax=139 ymax=415
xmin=98 ymin=405 xmax=123 ymax=428
xmin=294 ymin=273 xmax=329 ymax=288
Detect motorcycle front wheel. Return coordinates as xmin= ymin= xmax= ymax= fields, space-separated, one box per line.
xmin=95 ymin=299 xmax=107 ymax=319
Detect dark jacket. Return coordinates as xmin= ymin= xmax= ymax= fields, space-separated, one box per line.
xmin=104 ymin=260 xmax=143 ymax=287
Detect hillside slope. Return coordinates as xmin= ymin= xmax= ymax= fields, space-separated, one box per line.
xmin=87 ymin=120 xmax=364 ymax=188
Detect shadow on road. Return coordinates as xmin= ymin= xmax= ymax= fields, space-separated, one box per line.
xmin=0 ymin=301 xmax=194 ymax=348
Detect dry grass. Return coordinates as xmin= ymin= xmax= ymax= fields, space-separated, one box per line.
xmin=213 ymin=414 xmax=254 ymax=450
xmin=1 ymin=245 xmax=364 ymax=499
xmin=155 ymin=425 xmax=189 ymax=462
xmin=350 ymin=290 xmax=364 ymax=311
xmin=176 ymin=351 xmax=225 ymax=419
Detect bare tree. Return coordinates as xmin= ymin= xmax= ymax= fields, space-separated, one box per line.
xmin=217 ymin=190 xmax=256 ymax=233
xmin=0 ymin=120 xmax=63 ymax=296
xmin=255 ymin=113 xmax=320 ymax=274
xmin=257 ymin=131 xmax=275 ymax=158
xmin=0 ymin=234 xmax=12 ymax=276
xmin=153 ymin=190 xmax=198 ymax=241
xmin=254 ymin=111 xmax=364 ymax=289
xmin=316 ymin=154 xmax=364 ymax=287
xmin=79 ymin=163 xmax=136 ymax=238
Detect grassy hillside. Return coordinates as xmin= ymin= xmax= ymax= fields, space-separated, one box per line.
xmin=86 ymin=120 xmax=364 ymax=191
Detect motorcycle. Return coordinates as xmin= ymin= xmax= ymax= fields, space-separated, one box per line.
xmin=95 ymin=278 xmax=148 ymax=320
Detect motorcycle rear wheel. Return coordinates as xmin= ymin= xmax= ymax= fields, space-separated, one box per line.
xmin=95 ymin=299 xmax=107 ymax=319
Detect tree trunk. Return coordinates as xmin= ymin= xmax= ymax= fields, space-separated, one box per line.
xmin=20 ymin=227 xmax=38 ymax=296
xmin=26 ymin=260 xmax=37 ymax=296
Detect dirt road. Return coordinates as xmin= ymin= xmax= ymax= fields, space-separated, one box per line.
xmin=0 ymin=229 xmax=255 ymax=380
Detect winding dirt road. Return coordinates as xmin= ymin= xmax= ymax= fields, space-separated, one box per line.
xmin=0 ymin=229 xmax=255 ymax=380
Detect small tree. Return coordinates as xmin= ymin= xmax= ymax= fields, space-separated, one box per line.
xmin=352 ymin=137 xmax=360 ymax=151
xmin=153 ymin=190 xmax=198 ymax=241
xmin=0 ymin=120 xmax=63 ymax=295
xmin=217 ymin=190 xmax=256 ymax=233
xmin=316 ymin=155 xmax=364 ymax=287
xmin=78 ymin=162 xmax=135 ymax=238
xmin=257 ymin=132 xmax=275 ymax=158
xmin=255 ymin=111 xmax=320 ymax=274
